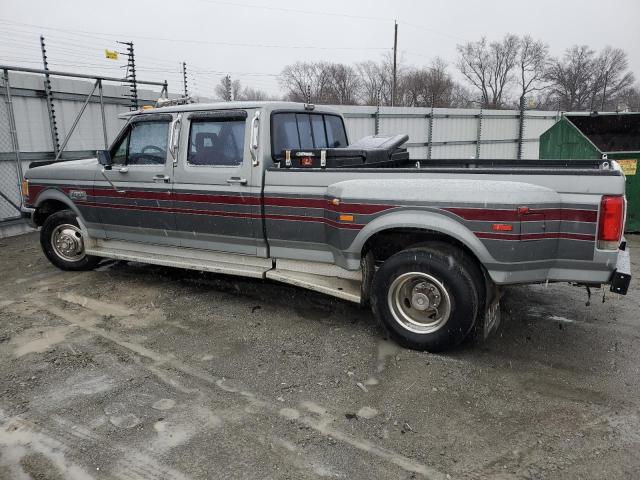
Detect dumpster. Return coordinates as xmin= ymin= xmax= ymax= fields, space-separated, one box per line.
xmin=539 ymin=112 xmax=640 ymax=231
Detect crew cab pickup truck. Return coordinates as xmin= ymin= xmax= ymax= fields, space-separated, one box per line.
xmin=21 ymin=101 xmax=631 ymax=352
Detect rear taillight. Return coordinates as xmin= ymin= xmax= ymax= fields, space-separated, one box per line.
xmin=597 ymin=195 xmax=624 ymax=250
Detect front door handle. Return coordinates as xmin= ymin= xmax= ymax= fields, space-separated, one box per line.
xmin=152 ymin=174 xmax=170 ymax=183
xmin=226 ymin=177 xmax=247 ymax=185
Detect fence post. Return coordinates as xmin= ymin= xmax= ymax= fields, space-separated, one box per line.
xmin=98 ymin=79 xmax=108 ymax=149
xmin=475 ymin=106 xmax=483 ymax=159
xmin=2 ymin=69 xmax=24 ymax=210
xmin=427 ymin=104 xmax=434 ymax=160
xmin=374 ymin=95 xmax=380 ymax=135
xmin=517 ymin=95 xmax=526 ymax=160
xmin=40 ymin=35 xmax=60 ymax=156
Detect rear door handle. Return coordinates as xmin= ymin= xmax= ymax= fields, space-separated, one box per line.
xmin=152 ymin=174 xmax=170 ymax=183
xmin=226 ymin=177 xmax=247 ymax=185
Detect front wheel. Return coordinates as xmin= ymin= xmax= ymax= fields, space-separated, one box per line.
xmin=371 ymin=247 xmax=479 ymax=352
xmin=40 ymin=210 xmax=100 ymax=271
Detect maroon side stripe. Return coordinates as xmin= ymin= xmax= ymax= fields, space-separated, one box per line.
xmin=475 ymin=231 xmax=595 ymax=241
xmin=75 ymin=201 xmax=365 ymax=230
xmin=445 ymin=207 xmax=597 ymax=223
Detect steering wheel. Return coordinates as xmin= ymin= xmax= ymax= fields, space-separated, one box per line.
xmin=141 ymin=145 xmax=164 ymax=155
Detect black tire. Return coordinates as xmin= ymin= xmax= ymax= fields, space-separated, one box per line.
xmin=40 ymin=210 xmax=100 ymax=271
xmin=371 ymin=246 xmax=479 ymax=352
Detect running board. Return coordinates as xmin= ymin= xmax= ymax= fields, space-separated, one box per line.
xmin=266 ymin=269 xmax=361 ymax=303
xmin=86 ymin=240 xmax=362 ymax=303
xmin=86 ymin=240 xmax=271 ymax=279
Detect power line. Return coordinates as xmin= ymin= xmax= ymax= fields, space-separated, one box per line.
xmin=195 ymin=0 xmax=392 ymax=23
xmin=0 ymin=18 xmax=390 ymax=51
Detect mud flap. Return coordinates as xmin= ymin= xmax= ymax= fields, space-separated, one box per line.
xmin=473 ymin=281 xmax=502 ymax=341
xmin=483 ymin=290 xmax=502 ymax=340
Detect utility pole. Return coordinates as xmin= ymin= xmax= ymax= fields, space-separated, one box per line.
xmin=39 ymin=35 xmax=60 ymax=157
xmin=392 ymin=20 xmax=398 ymax=107
xmin=119 ymin=41 xmax=138 ymax=110
xmin=600 ymin=69 xmax=610 ymax=111
xmin=182 ymin=62 xmax=189 ymax=97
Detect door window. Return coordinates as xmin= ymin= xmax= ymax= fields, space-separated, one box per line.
xmin=187 ymin=119 xmax=246 ymax=166
xmin=110 ymin=120 xmax=170 ymax=166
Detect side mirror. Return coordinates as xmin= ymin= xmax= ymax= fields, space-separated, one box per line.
xmin=96 ymin=150 xmax=112 ymax=169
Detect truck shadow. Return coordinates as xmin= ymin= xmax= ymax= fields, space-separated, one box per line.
xmin=99 ymin=259 xmax=622 ymax=371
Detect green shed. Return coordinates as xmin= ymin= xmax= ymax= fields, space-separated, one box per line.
xmin=539 ymin=112 xmax=640 ymax=231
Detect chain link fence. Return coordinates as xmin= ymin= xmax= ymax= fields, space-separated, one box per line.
xmin=0 ymin=72 xmax=22 ymax=222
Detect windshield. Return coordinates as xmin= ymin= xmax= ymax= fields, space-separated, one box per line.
xmin=271 ymin=112 xmax=348 ymax=159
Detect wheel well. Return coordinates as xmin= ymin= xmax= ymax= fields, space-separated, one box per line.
xmin=360 ymin=227 xmax=489 ymax=310
xmin=362 ymin=228 xmax=480 ymax=266
xmin=33 ymin=199 xmax=69 ymax=226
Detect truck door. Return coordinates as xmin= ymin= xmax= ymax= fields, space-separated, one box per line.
xmin=172 ymin=109 xmax=258 ymax=255
xmin=96 ymin=114 xmax=177 ymax=245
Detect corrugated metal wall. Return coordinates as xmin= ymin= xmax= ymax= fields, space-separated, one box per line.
xmin=333 ymin=105 xmax=560 ymax=160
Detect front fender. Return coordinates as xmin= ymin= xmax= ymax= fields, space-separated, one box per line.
xmin=34 ymin=187 xmax=86 ymax=223
xmin=347 ymin=209 xmax=497 ymax=265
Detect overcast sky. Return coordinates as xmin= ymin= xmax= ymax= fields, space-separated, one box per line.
xmin=1 ymin=0 xmax=639 ymax=98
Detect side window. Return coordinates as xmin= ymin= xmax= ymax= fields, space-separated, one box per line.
xmin=325 ymin=115 xmax=348 ymax=148
xmin=109 ymin=121 xmax=170 ymax=166
xmin=128 ymin=121 xmax=170 ymax=165
xmin=111 ymin=129 xmax=129 ymax=165
xmin=188 ymin=119 xmax=246 ymax=167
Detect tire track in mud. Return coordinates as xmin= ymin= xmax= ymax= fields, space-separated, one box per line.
xmin=0 ymin=409 xmax=192 ymax=480
xmin=28 ymin=289 xmax=447 ymax=480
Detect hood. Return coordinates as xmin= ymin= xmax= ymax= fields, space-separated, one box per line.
xmin=25 ymin=157 xmax=98 ymax=181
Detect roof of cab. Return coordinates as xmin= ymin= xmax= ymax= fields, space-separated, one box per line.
xmin=122 ymin=101 xmax=341 ymax=117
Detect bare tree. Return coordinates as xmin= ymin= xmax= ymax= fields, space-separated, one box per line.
xmin=545 ymin=45 xmax=596 ymax=110
xmin=214 ymin=75 xmax=232 ymax=101
xmin=356 ymin=53 xmax=401 ymax=106
xmin=516 ymin=35 xmax=549 ymax=101
xmin=456 ymin=34 xmax=519 ymax=108
xmin=326 ymin=63 xmax=361 ymax=105
xmin=589 ymin=47 xmax=635 ymax=110
xmin=357 ymin=60 xmax=386 ymax=105
xmin=617 ymin=85 xmax=640 ymax=111
xmin=279 ymin=61 xmax=334 ymax=103
xmin=236 ymin=86 xmax=274 ymax=101
xmin=401 ymin=58 xmax=455 ymax=107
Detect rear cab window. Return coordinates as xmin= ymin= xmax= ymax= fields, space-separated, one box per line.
xmin=271 ymin=112 xmax=348 ymax=161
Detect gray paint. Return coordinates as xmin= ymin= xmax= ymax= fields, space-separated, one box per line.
xmin=23 ymin=101 xmax=627 ymax=289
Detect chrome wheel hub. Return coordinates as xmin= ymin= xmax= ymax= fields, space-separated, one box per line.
xmin=51 ymin=224 xmax=85 ymax=262
xmin=387 ymin=272 xmax=452 ymax=334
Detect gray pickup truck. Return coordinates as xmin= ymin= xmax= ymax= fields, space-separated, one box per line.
xmin=21 ymin=101 xmax=631 ymax=352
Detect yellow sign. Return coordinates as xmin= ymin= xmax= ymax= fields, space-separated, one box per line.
xmin=105 ymin=49 xmax=118 ymax=60
xmin=617 ymin=159 xmax=637 ymax=176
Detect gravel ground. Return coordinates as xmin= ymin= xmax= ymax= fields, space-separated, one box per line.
xmin=0 ymin=232 xmax=639 ymax=480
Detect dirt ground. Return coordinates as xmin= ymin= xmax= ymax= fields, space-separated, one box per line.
xmin=0 ymin=232 xmax=639 ymax=480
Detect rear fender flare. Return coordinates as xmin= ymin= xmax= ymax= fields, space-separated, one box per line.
xmin=348 ymin=209 xmax=496 ymax=265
